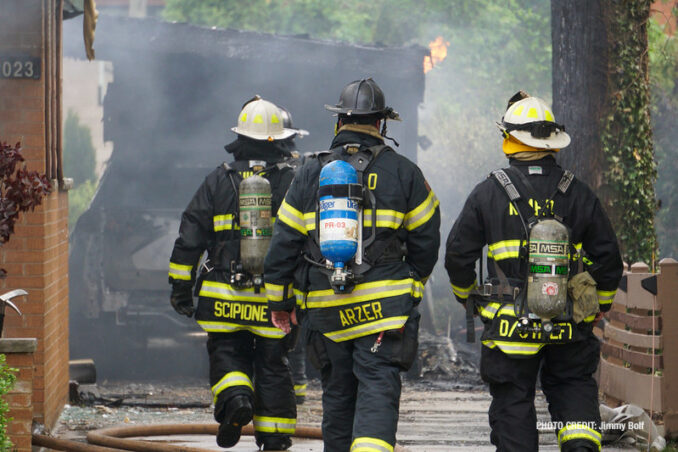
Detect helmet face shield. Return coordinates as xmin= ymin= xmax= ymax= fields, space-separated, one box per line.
xmin=499 ymin=96 xmax=571 ymax=150
xmin=504 ymin=120 xmax=566 ymax=139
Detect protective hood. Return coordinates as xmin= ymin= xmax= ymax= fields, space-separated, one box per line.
xmin=224 ymin=135 xmax=292 ymax=163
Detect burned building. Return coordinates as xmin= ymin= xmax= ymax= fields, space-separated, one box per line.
xmin=63 ymin=15 xmax=427 ymax=379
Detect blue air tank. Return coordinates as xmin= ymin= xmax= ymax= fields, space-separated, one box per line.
xmin=318 ymin=160 xmax=359 ymax=268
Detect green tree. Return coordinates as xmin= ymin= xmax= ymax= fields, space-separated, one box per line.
xmin=63 ymin=110 xmax=96 ymax=188
xmin=649 ymin=13 xmax=678 ymax=259
xmin=63 ymin=110 xmax=98 ymax=229
xmin=552 ymin=0 xmax=657 ymax=265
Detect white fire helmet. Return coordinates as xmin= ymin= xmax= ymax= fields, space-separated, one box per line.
xmin=231 ymin=98 xmax=297 ymax=141
xmin=499 ymin=96 xmax=571 ymax=150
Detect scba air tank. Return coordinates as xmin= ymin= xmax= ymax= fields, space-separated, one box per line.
xmin=239 ymin=175 xmax=272 ymax=279
xmin=526 ymin=219 xmax=570 ymax=326
xmin=318 ymin=160 xmax=359 ymax=269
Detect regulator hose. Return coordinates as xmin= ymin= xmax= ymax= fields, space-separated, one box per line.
xmin=33 ymin=423 xmax=323 ymax=451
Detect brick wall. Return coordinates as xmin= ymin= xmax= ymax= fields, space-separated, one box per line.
xmin=0 ymin=0 xmax=70 ymax=434
xmin=1 ymin=339 xmax=37 ymax=452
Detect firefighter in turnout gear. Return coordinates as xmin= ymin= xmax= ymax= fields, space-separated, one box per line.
xmin=264 ymin=78 xmax=441 ymax=452
xmin=168 ymin=97 xmax=298 ymax=450
xmin=445 ymin=92 xmax=623 ymax=452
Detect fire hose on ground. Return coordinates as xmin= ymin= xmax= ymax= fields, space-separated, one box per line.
xmin=32 ymin=423 xmax=323 ymax=452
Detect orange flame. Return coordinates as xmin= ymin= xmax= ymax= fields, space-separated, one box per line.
xmin=423 ymin=36 xmax=450 ymax=73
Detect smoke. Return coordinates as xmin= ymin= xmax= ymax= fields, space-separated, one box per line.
xmin=416 ymin=1 xmax=552 ymax=339
xmin=62 ymin=2 xmax=557 ymax=379
xmin=63 ymin=12 xmax=426 ymax=380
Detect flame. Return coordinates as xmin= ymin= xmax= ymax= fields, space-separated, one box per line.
xmin=423 ymin=36 xmax=450 ymax=73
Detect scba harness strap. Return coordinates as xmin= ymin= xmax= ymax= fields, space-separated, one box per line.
xmin=465 ymin=167 xmax=575 ymax=342
xmin=303 ymin=143 xmax=406 ymax=293
xmin=200 ymin=161 xmax=294 ymax=285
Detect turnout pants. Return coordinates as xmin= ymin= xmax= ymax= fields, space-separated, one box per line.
xmin=288 ymin=335 xmax=308 ymax=401
xmin=480 ymin=333 xmax=602 ymax=452
xmin=207 ymin=331 xmax=296 ymax=445
xmin=319 ymin=333 xmax=402 ymax=452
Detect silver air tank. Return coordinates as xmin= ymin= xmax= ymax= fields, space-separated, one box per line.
xmin=526 ymin=219 xmax=570 ymax=331
xmin=239 ymin=175 xmax=272 ymax=288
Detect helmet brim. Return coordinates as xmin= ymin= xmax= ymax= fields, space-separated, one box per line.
xmin=231 ymin=126 xmax=298 ymax=141
xmin=509 ymin=130 xmax=571 ymax=150
xmin=324 ymin=104 xmax=401 ymax=121
xmin=323 ymin=104 xmax=384 ymax=115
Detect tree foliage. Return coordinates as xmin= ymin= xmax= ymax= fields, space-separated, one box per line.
xmin=0 ymin=142 xmax=52 ymax=247
xmin=0 ymin=354 xmax=16 ymax=451
xmin=63 ymin=110 xmax=97 ymax=230
xmin=63 ymin=110 xmax=96 ymax=188
xmin=649 ymin=14 xmax=678 ymax=260
xmin=600 ymin=0 xmax=657 ymax=265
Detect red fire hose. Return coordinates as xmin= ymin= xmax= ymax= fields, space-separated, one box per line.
xmin=33 ymin=423 xmax=323 ymax=451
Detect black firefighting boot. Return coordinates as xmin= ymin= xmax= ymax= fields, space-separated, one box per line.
xmin=259 ymin=435 xmax=292 ymax=451
xmin=217 ymin=395 xmax=253 ymax=448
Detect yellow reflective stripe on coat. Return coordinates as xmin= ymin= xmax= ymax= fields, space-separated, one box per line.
xmin=451 ymin=282 xmax=475 ymax=300
xmin=265 ymin=282 xmax=293 ymax=302
xmin=197 ymin=320 xmax=285 ymax=339
xmin=294 ymin=289 xmax=306 ymax=307
xmin=304 ymin=212 xmax=316 ymax=231
xmin=305 ymin=279 xmax=423 ymax=309
xmin=350 ymin=436 xmax=394 ymax=452
xmin=294 ymin=384 xmax=307 ymax=397
xmin=278 ymin=199 xmax=307 ymax=235
xmin=477 ymin=302 xmax=501 ymax=319
xmin=213 ymin=214 xmax=238 ymax=231
xmin=199 ymin=281 xmax=269 ymax=303
xmin=364 ymin=209 xmax=405 ymax=229
xmin=483 ymin=340 xmax=544 ymax=355
xmin=571 ymin=242 xmax=583 ymax=260
xmin=168 ymin=262 xmax=192 ymax=281
xmin=597 ymin=289 xmax=616 ymax=305
xmin=558 ymin=423 xmax=602 ymax=450
xmin=253 ymin=415 xmax=296 ymax=434
xmin=325 ymin=316 xmax=409 ymax=342
xmin=488 ymin=240 xmax=523 ymax=261
xmin=403 ymin=190 xmax=439 ymax=231
xmin=211 ymin=371 xmax=253 ymax=403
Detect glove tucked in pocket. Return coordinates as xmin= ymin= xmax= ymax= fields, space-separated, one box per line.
xmin=568 ymin=271 xmax=599 ymax=323
xmin=388 ymin=309 xmax=421 ymax=371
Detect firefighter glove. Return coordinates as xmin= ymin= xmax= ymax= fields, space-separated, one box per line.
xmin=568 ymin=271 xmax=599 ymax=323
xmin=170 ymin=284 xmax=195 ymax=318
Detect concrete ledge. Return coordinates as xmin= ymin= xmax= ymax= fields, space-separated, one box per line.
xmin=0 ymin=338 xmax=38 ymax=354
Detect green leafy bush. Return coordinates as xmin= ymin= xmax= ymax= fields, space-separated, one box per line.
xmin=0 ymin=354 xmax=17 ymax=451
xmin=63 ymin=110 xmax=97 ymax=230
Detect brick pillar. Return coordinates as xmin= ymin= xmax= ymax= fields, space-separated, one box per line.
xmin=0 ymin=0 xmax=70 ymax=430
xmin=1 ymin=338 xmax=37 ymax=452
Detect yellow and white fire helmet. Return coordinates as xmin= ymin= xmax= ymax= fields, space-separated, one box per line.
xmin=498 ymin=94 xmax=571 ymax=153
xmin=231 ymin=97 xmax=297 ymax=141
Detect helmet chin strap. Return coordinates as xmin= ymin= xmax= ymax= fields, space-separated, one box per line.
xmin=381 ymin=120 xmax=399 ymax=147
xmin=335 ymin=118 xmax=400 ymax=147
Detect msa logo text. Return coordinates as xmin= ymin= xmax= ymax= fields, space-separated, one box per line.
xmin=529 ymin=242 xmax=567 ymax=255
